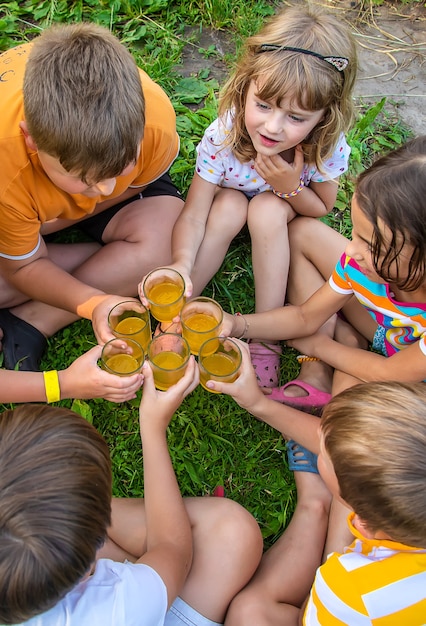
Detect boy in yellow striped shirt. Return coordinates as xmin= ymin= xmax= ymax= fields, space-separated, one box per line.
xmin=303 ymin=381 xmax=426 ymax=625
xmin=216 ymin=345 xmax=426 ymax=625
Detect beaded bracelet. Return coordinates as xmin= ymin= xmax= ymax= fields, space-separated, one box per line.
xmin=43 ymin=370 xmax=61 ymax=403
xmin=296 ymin=355 xmax=320 ymax=363
xmin=273 ymin=179 xmax=305 ymax=199
xmin=234 ymin=312 xmax=249 ymax=339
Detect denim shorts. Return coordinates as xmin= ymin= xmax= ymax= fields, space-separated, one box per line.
xmin=165 ymin=597 xmax=222 ymax=626
xmin=371 ymin=324 xmax=387 ymax=356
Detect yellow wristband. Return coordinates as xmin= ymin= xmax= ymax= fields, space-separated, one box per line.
xmin=43 ymin=370 xmax=61 ymax=403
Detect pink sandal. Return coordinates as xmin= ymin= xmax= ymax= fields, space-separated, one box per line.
xmin=249 ymin=341 xmax=282 ymax=388
xmin=269 ymin=380 xmax=331 ymax=411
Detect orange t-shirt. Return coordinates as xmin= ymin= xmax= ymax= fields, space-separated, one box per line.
xmin=0 ymin=42 xmax=179 ymax=258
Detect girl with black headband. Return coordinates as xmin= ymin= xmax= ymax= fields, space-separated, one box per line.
xmin=141 ymin=3 xmax=358 ymax=393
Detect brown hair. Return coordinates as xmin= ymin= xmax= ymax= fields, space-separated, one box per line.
xmin=219 ymin=2 xmax=357 ymax=168
xmin=321 ymin=382 xmax=426 ymax=548
xmin=355 ymin=135 xmax=426 ymax=291
xmin=0 ymin=404 xmax=112 ymax=624
xmin=23 ymin=22 xmax=145 ymax=183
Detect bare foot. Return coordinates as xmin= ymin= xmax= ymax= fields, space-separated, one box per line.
xmin=278 ymin=360 xmax=333 ymax=398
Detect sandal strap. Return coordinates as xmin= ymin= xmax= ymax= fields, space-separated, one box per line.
xmin=286 ymin=440 xmax=319 ymax=474
xmin=248 ymin=341 xmax=282 ymax=356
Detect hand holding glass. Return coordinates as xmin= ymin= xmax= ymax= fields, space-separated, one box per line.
xmin=147 ymin=333 xmax=190 ymax=390
xmin=198 ymin=337 xmax=242 ymax=393
xmin=181 ymin=297 xmax=223 ymax=355
xmin=101 ymin=338 xmax=144 ymax=376
xmin=108 ymin=300 xmax=151 ymax=355
xmin=142 ymin=268 xmax=186 ymax=323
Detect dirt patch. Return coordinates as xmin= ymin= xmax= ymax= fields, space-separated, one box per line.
xmin=178 ymin=2 xmax=426 ymax=136
xmin=348 ymin=1 xmax=426 ymax=136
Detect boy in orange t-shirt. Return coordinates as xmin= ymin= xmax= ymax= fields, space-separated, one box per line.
xmin=0 ymin=22 xmax=183 ymax=370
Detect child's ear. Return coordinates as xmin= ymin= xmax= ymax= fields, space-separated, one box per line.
xmin=352 ymin=514 xmax=392 ymax=541
xmin=19 ymin=121 xmax=38 ymax=151
xmin=352 ymin=514 xmax=372 ymax=536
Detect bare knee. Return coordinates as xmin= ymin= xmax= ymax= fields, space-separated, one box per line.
xmin=247 ymin=193 xmax=294 ymax=234
xmin=226 ymin=587 xmax=270 ymax=626
xmin=208 ymin=190 xmax=248 ymax=237
xmin=207 ymin=499 xmax=263 ymax=565
xmin=288 ymin=216 xmax=321 ymax=251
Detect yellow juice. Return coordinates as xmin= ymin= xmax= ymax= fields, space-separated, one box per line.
xmin=182 ymin=312 xmax=219 ymax=355
xmin=114 ymin=316 xmax=150 ymax=353
xmin=152 ymin=351 xmax=184 ymax=369
xmin=185 ymin=312 xmax=218 ymax=332
xmin=151 ymin=351 xmax=186 ymax=390
xmin=105 ymin=353 xmax=140 ymax=375
xmin=199 ymin=353 xmax=239 ymax=393
xmin=147 ymin=282 xmax=184 ymax=322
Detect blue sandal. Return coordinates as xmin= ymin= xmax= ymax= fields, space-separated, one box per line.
xmin=286 ymin=440 xmax=318 ymax=474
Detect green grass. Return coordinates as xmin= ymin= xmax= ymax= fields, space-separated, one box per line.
xmin=0 ymin=0 xmax=414 ymax=546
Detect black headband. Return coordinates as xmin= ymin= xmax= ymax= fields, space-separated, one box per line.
xmin=257 ymin=44 xmax=348 ymax=73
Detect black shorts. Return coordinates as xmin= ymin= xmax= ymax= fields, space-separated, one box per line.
xmin=55 ymin=172 xmax=181 ymax=245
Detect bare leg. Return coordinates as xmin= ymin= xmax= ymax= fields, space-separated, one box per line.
xmin=189 ymin=189 xmax=248 ymax=296
xmin=1 ymin=242 xmax=101 ymax=336
xmin=225 ymin=472 xmax=331 ymax=626
xmin=323 ymin=498 xmax=353 ymax=560
xmin=71 ymin=195 xmax=183 ymax=295
xmin=321 ymin=318 xmax=373 ymax=556
xmin=282 ymin=217 xmax=348 ymax=399
xmin=247 ymin=193 xmax=296 ymax=386
xmin=99 ymin=497 xmax=263 ymax=624
xmin=248 ymin=193 xmax=296 ymax=319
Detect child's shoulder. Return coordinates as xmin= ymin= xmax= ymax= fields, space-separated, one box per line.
xmin=202 ymin=111 xmax=233 ymax=141
xmin=306 ymin=534 xmax=426 ymax=623
xmin=305 ymin=133 xmax=350 ymax=183
xmin=24 ymin=559 xmax=167 ymax=626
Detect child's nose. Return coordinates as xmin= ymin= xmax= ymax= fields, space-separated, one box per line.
xmin=94 ymin=178 xmax=116 ymax=196
xmin=345 ymin=238 xmax=361 ymax=260
xmin=264 ymin=113 xmax=284 ymax=134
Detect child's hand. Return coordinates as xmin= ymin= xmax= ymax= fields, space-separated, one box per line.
xmin=92 ymin=295 xmax=141 ymax=345
xmin=139 ymin=356 xmax=199 ymax=431
xmin=61 ymin=345 xmax=143 ymax=402
xmin=255 ymin=145 xmax=304 ymax=193
xmin=138 ymin=264 xmax=193 ymax=304
xmin=205 ymin=339 xmax=265 ymax=411
xmin=220 ymin=311 xmax=240 ymax=338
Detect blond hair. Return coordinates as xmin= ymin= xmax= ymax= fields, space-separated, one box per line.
xmin=321 ymin=382 xmax=426 ymax=548
xmin=219 ymin=3 xmax=357 ymax=169
xmin=23 ymin=22 xmax=145 ymax=183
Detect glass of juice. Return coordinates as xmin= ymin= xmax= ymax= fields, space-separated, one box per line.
xmin=180 ymin=297 xmax=223 ymax=355
xmin=147 ymin=333 xmax=190 ymax=391
xmin=101 ymin=338 xmax=144 ymax=376
xmin=108 ymin=300 xmax=151 ymax=355
xmin=142 ymin=268 xmax=186 ymax=322
xmin=198 ymin=337 xmax=242 ymax=393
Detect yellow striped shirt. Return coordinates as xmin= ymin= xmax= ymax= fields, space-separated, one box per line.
xmin=303 ymin=514 xmax=426 ymax=625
